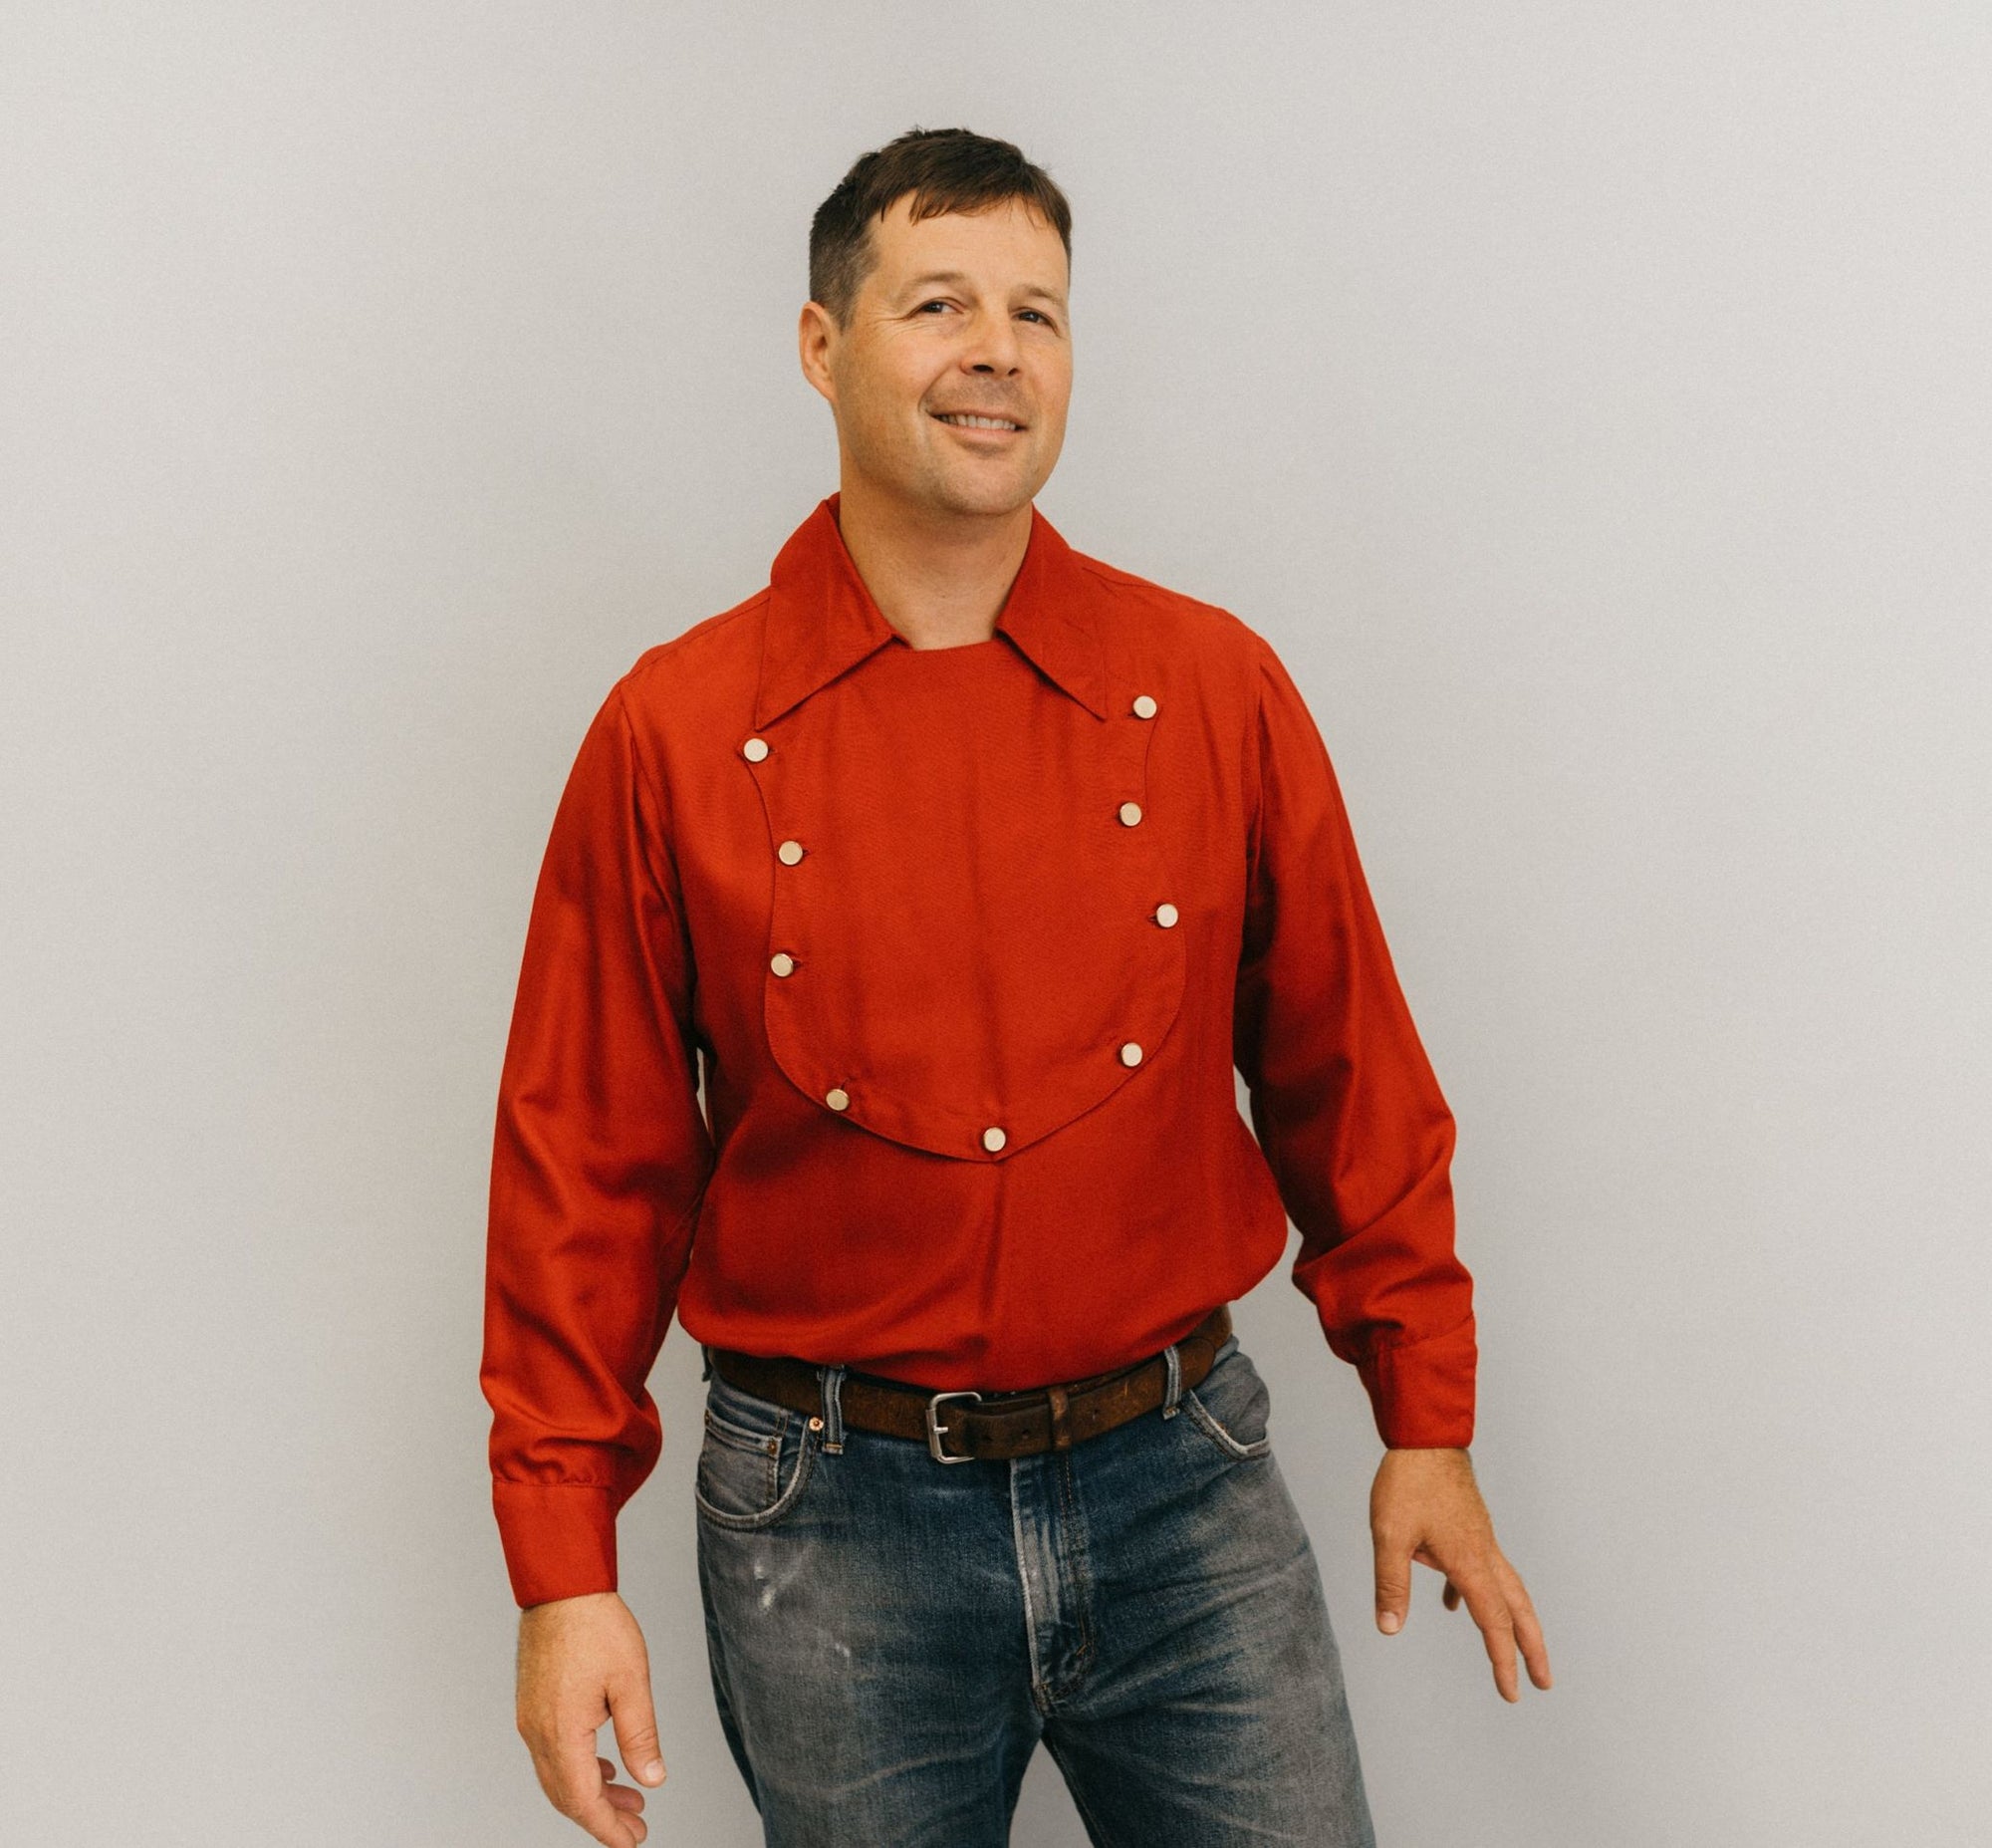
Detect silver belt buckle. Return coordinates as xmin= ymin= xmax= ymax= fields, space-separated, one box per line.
xmin=925 ymin=1389 xmax=983 ymax=1462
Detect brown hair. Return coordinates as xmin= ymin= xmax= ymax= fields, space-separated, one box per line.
xmin=809 ymin=127 xmax=1073 ymax=331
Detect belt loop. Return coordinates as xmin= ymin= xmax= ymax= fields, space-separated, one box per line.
xmin=818 ymin=1363 xmax=847 ymax=1453
xmin=1046 ymin=1382 xmax=1073 ymax=1451
xmin=1160 ymin=1342 xmax=1183 ymax=1418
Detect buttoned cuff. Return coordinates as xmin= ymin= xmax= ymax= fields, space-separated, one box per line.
xmin=1354 ymin=1314 xmax=1478 ymax=1450
xmin=493 ymin=1479 xmax=621 ymax=1607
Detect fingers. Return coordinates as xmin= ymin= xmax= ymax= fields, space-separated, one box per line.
xmin=594 ymin=1752 xmax=649 ymax=1824
xmin=599 ymin=1757 xmax=648 ymax=1820
xmin=1371 ymin=1527 xmax=1413 ymax=1635
xmin=1458 ymin=1550 xmax=1554 ymax=1700
xmin=539 ymin=1729 xmax=641 ymax=1848
xmin=1450 ymin=1568 xmax=1521 ymax=1702
xmin=1497 ymin=1555 xmax=1554 ymax=1691
xmin=609 ymin=1670 xmax=668 ymax=1788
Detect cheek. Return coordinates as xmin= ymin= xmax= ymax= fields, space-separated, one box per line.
xmin=839 ymin=354 xmax=939 ymax=438
xmin=852 ymin=393 xmax=929 ymax=457
xmin=1031 ymin=377 xmax=1073 ymax=430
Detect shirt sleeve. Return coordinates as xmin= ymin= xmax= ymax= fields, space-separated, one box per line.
xmin=1233 ymin=631 xmax=1477 ymax=1449
xmin=480 ymin=676 xmax=715 ymax=1606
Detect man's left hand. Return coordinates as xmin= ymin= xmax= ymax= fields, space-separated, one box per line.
xmin=1370 ymin=1446 xmax=1552 ymax=1703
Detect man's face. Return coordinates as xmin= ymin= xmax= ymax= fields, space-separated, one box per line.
xmin=805 ymin=193 xmax=1072 ymax=519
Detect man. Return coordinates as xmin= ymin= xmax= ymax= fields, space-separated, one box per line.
xmin=483 ymin=127 xmax=1551 ymax=1848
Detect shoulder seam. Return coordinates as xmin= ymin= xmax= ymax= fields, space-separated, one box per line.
xmin=1072 ymin=554 xmax=1236 ymax=623
xmin=608 ymin=680 xmax=688 ymax=914
xmin=623 ymin=589 xmax=769 ymax=686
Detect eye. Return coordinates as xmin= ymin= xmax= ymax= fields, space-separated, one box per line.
xmin=916 ymin=299 xmax=955 ymax=314
xmin=1019 ymin=309 xmax=1051 ymax=325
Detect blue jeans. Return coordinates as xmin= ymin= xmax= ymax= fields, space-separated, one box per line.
xmin=692 ymin=1327 xmax=1377 ymax=1847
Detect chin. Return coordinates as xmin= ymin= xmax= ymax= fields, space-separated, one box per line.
xmin=939 ymin=479 xmax=1034 ymax=518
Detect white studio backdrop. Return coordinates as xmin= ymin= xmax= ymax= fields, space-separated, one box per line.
xmin=3 ymin=5 xmax=1987 ymax=1843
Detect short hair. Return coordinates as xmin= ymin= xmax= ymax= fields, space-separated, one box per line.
xmin=809 ymin=127 xmax=1073 ymax=331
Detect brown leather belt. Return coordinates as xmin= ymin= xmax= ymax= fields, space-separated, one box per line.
xmin=706 ymin=1303 xmax=1232 ymax=1462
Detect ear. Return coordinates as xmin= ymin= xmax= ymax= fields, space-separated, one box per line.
xmin=798 ymin=300 xmax=840 ymax=405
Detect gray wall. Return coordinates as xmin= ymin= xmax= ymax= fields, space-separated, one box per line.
xmin=4 ymin=5 xmax=1986 ymax=1843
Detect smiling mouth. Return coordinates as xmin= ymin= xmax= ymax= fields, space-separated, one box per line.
xmin=931 ymin=412 xmax=1026 ymax=432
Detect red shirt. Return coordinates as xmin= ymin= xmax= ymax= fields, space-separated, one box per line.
xmin=482 ymin=491 xmax=1476 ymax=1606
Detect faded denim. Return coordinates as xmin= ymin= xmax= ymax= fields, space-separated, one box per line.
xmin=692 ymin=1327 xmax=1377 ymax=1847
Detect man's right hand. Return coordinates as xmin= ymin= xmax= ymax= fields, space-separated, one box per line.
xmin=516 ymin=1590 xmax=665 ymax=1847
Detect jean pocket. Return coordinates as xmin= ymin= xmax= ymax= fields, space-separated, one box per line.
xmin=692 ymin=1377 xmax=820 ymax=1531
xmin=1180 ymin=1339 xmax=1274 ymax=1460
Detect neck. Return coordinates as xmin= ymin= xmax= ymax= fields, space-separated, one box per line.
xmin=832 ymin=479 xmax=1033 ymax=652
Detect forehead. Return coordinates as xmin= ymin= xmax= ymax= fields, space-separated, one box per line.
xmin=867 ymin=195 xmax=1068 ymax=301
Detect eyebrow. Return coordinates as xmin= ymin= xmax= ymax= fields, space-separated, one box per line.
xmin=897 ymin=269 xmax=1068 ymax=309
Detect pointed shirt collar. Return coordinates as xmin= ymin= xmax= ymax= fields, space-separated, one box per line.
xmin=754 ymin=492 xmax=1108 ymax=729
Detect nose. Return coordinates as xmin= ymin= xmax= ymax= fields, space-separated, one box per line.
xmin=959 ymin=306 xmax=1023 ymax=375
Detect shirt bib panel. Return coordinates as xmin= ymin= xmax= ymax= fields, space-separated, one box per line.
xmin=753 ymin=631 xmax=1186 ymax=1163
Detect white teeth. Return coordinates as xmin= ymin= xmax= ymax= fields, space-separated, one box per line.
xmin=936 ymin=413 xmax=1021 ymax=430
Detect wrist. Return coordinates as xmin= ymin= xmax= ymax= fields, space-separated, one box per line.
xmin=520 ymin=1589 xmax=623 ymax=1626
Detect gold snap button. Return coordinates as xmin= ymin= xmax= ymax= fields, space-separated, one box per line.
xmin=770 ymin=952 xmax=796 ymax=976
xmin=742 ymin=736 xmax=770 ymax=762
xmin=826 ymin=1087 xmax=850 ymax=1111
xmin=982 ymin=1126 xmax=1007 ymax=1153
xmin=778 ymin=839 xmax=805 ymax=865
xmin=1131 ymin=694 xmax=1157 ymax=718
xmin=1120 ymin=1042 xmax=1144 ymax=1067
xmin=1118 ymin=802 xmax=1142 ymax=827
